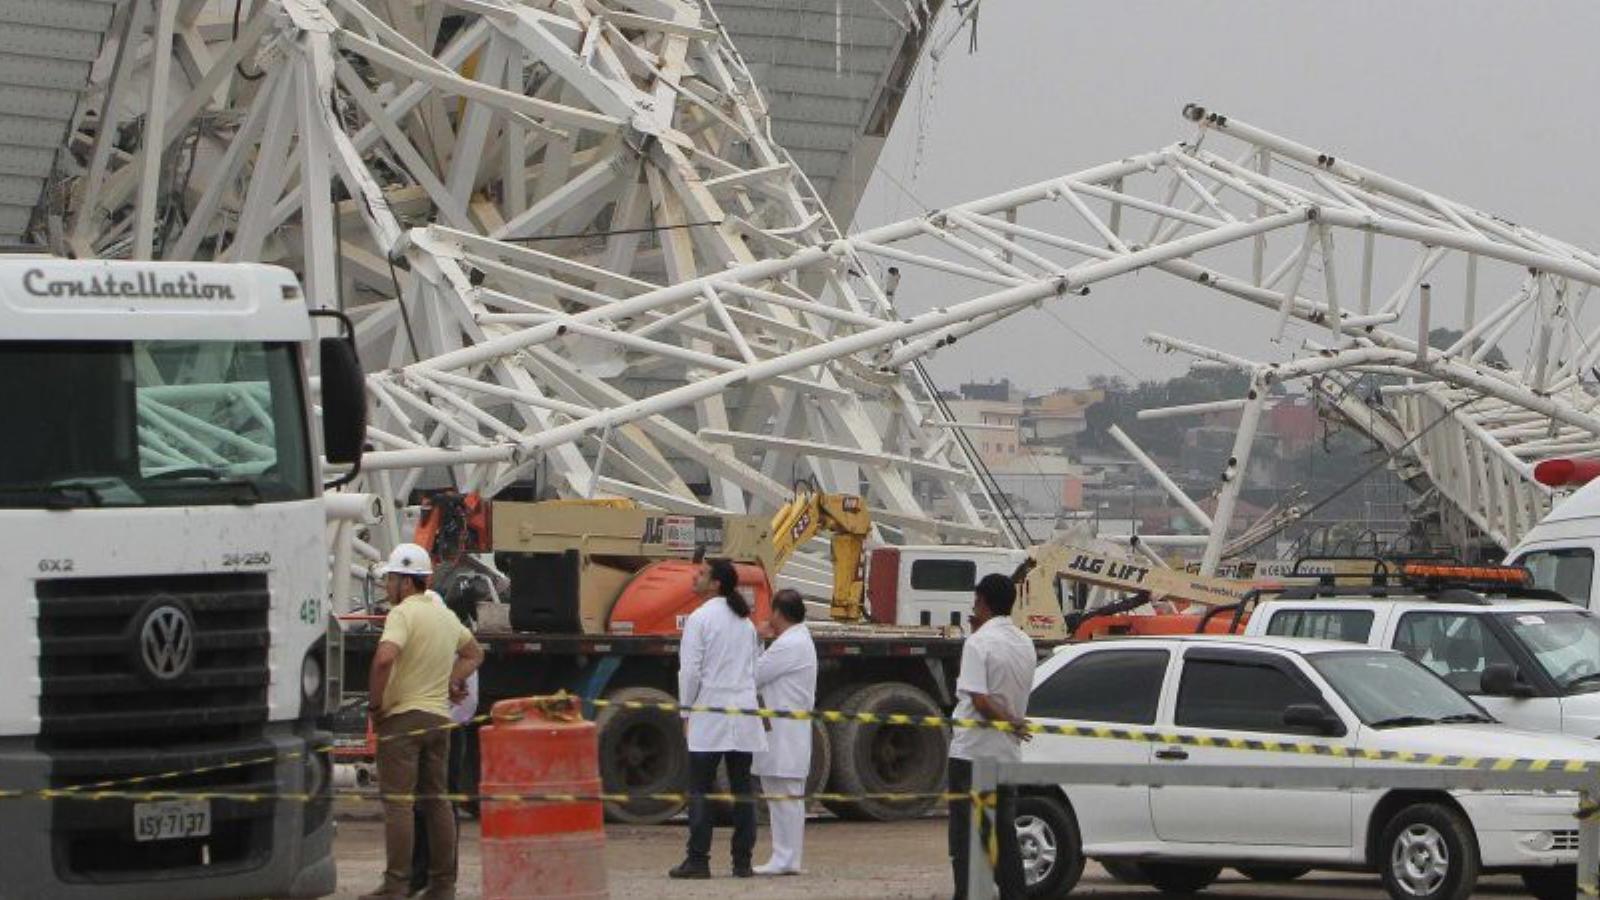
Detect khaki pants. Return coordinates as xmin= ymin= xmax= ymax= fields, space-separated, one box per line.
xmin=377 ymin=709 xmax=456 ymax=893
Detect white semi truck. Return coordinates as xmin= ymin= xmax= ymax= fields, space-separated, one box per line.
xmin=0 ymin=258 xmax=365 ymax=897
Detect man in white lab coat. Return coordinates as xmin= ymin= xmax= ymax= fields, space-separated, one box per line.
xmin=751 ymin=590 xmax=817 ymax=876
xmin=670 ymin=560 xmax=767 ymax=880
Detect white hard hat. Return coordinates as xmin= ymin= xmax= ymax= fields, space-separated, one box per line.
xmin=380 ymin=543 xmax=434 ymax=577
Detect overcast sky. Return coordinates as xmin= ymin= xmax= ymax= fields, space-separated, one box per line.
xmin=853 ymin=1 xmax=1600 ymax=395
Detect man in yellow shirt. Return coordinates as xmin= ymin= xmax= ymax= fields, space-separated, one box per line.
xmin=361 ymin=543 xmax=484 ymax=900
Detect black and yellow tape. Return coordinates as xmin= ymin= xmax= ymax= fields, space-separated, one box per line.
xmin=593 ymin=698 xmax=1600 ymax=775
xmin=51 ymin=692 xmax=1600 ymax=801
xmin=7 ymin=787 xmax=977 ymax=807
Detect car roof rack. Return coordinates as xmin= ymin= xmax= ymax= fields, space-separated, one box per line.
xmin=1269 ymin=558 xmax=1570 ymax=604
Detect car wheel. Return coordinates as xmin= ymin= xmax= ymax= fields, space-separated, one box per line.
xmin=1237 ymin=865 xmax=1311 ymax=882
xmin=1015 ymin=795 xmax=1085 ymax=898
xmin=1520 ymin=866 xmax=1577 ymax=900
xmin=1137 ymin=862 xmax=1221 ymax=895
xmin=1100 ymin=860 xmax=1146 ymax=884
xmin=1377 ymin=803 xmax=1479 ymax=900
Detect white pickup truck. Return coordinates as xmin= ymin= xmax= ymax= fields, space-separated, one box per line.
xmin=1018 ymin=635 xmax=1587 ymax=900
xmin=1245 ymin=593 xmax=1600 ymax=739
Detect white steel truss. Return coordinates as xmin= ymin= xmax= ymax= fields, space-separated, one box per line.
xmin=59 ymin=0 xmax=1015 ymax=602
xmin=56 ymin=1 xmax=1600 ymax=592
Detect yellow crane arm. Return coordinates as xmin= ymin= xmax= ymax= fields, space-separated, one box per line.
xmin=1013 ymin=542 xmax=1261 ymax=639
xmin=767 ymin=488 xmax=873 ymax=622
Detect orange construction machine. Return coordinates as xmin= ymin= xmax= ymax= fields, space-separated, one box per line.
xmin=477 ymin=482 xmax=871 ymax=636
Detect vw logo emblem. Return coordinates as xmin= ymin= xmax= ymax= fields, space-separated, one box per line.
xmin=139 ymin=604 xmax=195 ymax=681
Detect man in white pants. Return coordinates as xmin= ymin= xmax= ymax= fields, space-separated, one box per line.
xmin=752 ymin=590 xmax=817 ymax=876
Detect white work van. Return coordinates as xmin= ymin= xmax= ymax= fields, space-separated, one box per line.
xmin=1508 ymin=475 xmax=1600 ymax=609
xmin=0 ymin=259 xmax=366 ymax=898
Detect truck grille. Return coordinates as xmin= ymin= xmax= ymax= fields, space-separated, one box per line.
xmin=50 ymin=754 xmax=278 ymax=879
xmin=36 ymin=574 xmax=277 ymax=880
xmin=37 ymin=573 xmax=271 ymax=746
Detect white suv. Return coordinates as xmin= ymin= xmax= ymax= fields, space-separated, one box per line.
xmin=1245 ymin=594 xmax=1600 ymax=738
xmin=1018 ymin=636 xmax=1592 ymax=900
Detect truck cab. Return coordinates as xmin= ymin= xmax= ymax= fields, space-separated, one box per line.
xmin=865 ymin=545 xmax=1027 ymax=629
xmin=1507 ymin=472 xmax=1600 ymax=610
xmin=0 ymin=258 xmax=363 ymax=898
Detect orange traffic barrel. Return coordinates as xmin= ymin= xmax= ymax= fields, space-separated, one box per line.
xmin=480 ymin=695 xmax=608 ymax=899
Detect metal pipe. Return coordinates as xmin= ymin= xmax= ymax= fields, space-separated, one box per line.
xmin=1417 ymin=283 xmax=1432 ymax=366
xmin=1200 ymin=378 xmax=1267 ymax=575
xmin=1108 ymin=425 xmax=1213 ymax=530
xmin=1135 ymin=398 xmax=1248 ymax=420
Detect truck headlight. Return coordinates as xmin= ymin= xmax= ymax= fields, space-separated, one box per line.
xmin=302 ymin=652 xmax=323 ymax=700
xmin=301 ymin=645 xmax=325 ymax=717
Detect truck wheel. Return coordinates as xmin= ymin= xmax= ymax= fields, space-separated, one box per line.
xmin=1377 ymin=802 xmax=1479 ymax=900
xmin=1137 ymin=862 xmax=1221 ymax=895
xmin=825 ymin=682 xmax=948 ymax=821
xmin=805 ymin=718 xmax=833 ymax=797
xmin=818 ymin=685 xmax=864 ymax=819
xmin=595 ymin=686 xmax=688 ymax=825
xmin=1237 ymin=865 xmax=1310 ymax=882
xmin=729 ymin=721 xmax=829 ymax=825
xmin=1520 ymin=866 xmax=1576 ymax=900
xmin=1016 ymin=795 xmax=1084 ymax=898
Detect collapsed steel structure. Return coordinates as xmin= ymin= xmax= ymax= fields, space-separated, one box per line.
xmin=55 ymin=0 xmax=1600 ymax=602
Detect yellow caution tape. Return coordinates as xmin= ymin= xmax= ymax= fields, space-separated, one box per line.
xmin=48 ymin=690 xmax=1600 ymax=800
xmin=8 ymin=787 xmax=975 ymax=806
xmin=593 ymin=698 xmax=1600 ymax=774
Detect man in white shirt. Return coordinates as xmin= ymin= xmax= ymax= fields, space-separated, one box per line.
xmin=751 ymin=590 xmax=817 ymax=875
xmin=948 ymin=573 xmax=1034 ymax=899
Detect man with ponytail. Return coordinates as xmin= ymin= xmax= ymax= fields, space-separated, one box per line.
xmin=670 ymin=558 xmax=766 ymax=879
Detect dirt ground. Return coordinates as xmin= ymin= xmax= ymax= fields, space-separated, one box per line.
xmin=329 ymin=811 xmax=1540 ymax=899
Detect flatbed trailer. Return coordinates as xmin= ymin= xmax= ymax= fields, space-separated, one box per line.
xmin=341 ymin=621 xmax=1061 ymax=824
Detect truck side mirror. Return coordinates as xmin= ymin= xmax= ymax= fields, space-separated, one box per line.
xmin=1283 ymin=703 xmax=1345 ymax=737
xmin=310 ymin=309 xmax=367 ymax=487
xmin=1481 ymin=662 xmax=1536 ymax=698
xmin=320 ymin=336 xmax=367 ymax=466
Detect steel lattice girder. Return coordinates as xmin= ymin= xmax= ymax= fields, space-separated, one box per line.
xmin=62 ymin=0 xmax=1011 ymax=580
xmin=60 ymin=2 xmax=1600 ymax=582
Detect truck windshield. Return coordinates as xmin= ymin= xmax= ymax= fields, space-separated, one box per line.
xmin=0 ymin=340 xmax=312 ymax=507
xmin=1311 ymin=651 xmax=1490 ymax=728
xmin=1498 ymin=610 xmax=1600 ymax=693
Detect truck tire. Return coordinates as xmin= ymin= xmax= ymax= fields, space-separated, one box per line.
xmin=595 ymin=686 xmax=688 ymax=825
xmin=805 ymin=718 xmax=833 ymax=797
xmin=1376 ymin=802 xmax=1479 ymax=900
xmin=817 ymin=684 xmax=864 ymax=819
xmin=824 ymin=682 xmax=948 ymax=821
xmin=719 ymin=720 xmax=830 ymax=825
